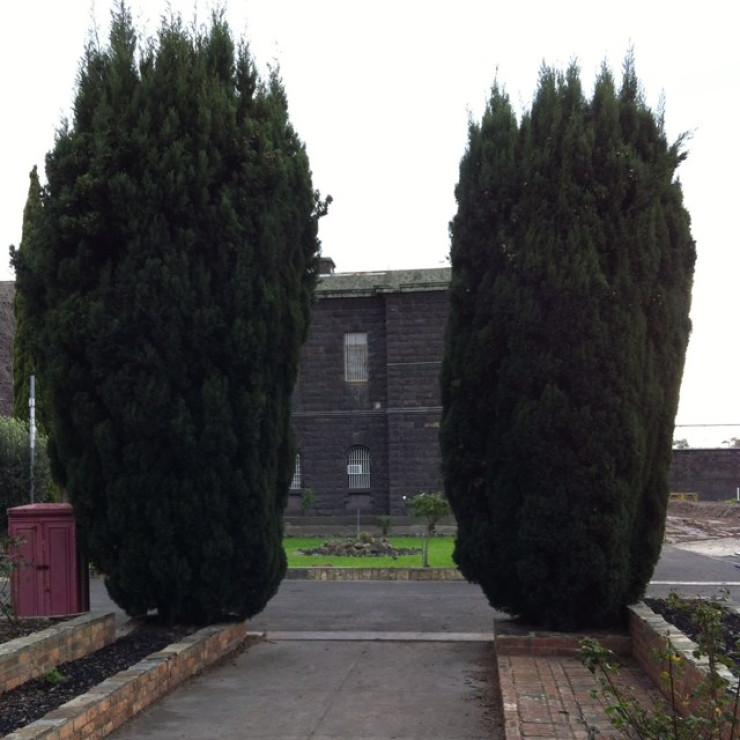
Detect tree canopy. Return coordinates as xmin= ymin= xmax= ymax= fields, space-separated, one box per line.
xmin=440 ymin=55 xmax=695 ymax=629
xmin=12 ymin=4 xmax=326 ymax=624
xmin=13 ymin=166 xmax=47 ymax=431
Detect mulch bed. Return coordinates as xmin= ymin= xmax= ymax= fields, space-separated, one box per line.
xmin=0 ymin=621 xmax=194 ymax=736
xmin=0 ymin=617 xmax=70 ymax=644
xmin=644 ymin=596 xmax=740 ymax=675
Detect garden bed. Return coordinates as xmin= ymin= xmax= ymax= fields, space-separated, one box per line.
xmin=0 ymin=617 xmax=70 ymax=645
xmin=0 ymin=621 xmax=194 ymax=735
xmin=628 ymin=598 xmax=740 ymax=727
xmin=644 ymin=595 xmax=740 ymax=676
xmin=0 ymin=612 xmax=115 ymax=693
xmin=285 ymin=535 xmax=455 ymax=568
xmin=0 ymin=618 xmax=248 ymax=739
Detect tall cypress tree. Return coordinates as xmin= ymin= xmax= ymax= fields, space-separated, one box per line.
xmin=12 ymin=5 xmax=325 ymax=624
xmin=440 ymin=57 xmax=695 ymax=630
xmin=12 ymin=166 xmax=47 ymax=431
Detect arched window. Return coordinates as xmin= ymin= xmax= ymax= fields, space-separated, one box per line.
xmin=347 ymin=446 xmax=370 ymax=489
xmin=290 ymin=453 xmax=302 ymax=490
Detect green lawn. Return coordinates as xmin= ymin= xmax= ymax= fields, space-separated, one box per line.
xmin=283 ymin=536 xmax=456 ymax=568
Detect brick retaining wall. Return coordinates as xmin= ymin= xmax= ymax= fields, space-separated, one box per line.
xmin=0 ymin=613 xmax=115 ymax=694
xmin=493 ymin=621 xmax=631 ymax=657
xmin=628 ymin=602 xmax=739 ymax=723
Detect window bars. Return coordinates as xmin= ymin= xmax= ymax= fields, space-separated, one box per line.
xmin=290 ymin=453 xmax=302 ymax=490
xmin=344 ymin=332 xmax=368 ymax=382
xmin=347 ymin=446 xmax=371 ymax=489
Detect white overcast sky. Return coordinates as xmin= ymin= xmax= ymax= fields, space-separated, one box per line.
xmin=1 ymin=1 xmax=737 ymax=446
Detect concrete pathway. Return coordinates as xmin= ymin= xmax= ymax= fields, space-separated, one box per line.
xmin=92 ymin=579 xmax=503 ymax=738
xmin=94 ymin=542 xmax=740 ymax=739
xmin=110 ymin=635 xmax=497 ymax=739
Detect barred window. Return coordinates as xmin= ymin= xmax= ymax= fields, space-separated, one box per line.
xmin=344 ymin=332 xmax=368 ymax=382
xmin=290 ymin=453 xmax=302 ymax=490
xmin=347 ymin=446 xmax=371 ymax=489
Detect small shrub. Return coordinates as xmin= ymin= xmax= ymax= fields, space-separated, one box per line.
xmin=407 ymin=492 xmax=450 ymax=567
xmin=0 ymin=416 xmax=55 ymax=531
xmin=300 ymin=488 xmax=315 ymax=515
xmin=377 ymin=515 xmax=392 ymax=537
xmin=0 ymin=535 xmax=29 ymax=624
xmin=41 ymin=668 xmax=67 ymax=687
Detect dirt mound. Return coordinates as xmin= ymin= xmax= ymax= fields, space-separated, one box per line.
xmin=665 ymin=500 xmax=740 ymax=543
xmin=668 ymin=500 xmax=740 ymax=519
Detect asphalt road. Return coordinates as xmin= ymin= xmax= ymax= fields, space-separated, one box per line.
xmin=90 ymin=540 xmax=740 ymax=632
xmin=248 ymin=580 xmax=501 ymax=633
xmin=648 ymin=542 xmax=740 ymax=600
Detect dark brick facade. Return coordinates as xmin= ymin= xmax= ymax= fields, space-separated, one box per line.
xmin=670 ymin=448 xmax=740 ymax=502
xmin=289 ymin=266 xmax=737 ymax=515
xmin=0 ymin=272 xmax=732 ymax=511
xmin=290 ymin=268 xmax=449 ymax=516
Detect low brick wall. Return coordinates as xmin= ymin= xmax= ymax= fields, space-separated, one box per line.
xmin=286 ymin=566 xmax=464 ymax=581
xmin=3 ymin=620 xmax=248 ymax=740
xmin=493 ymin=621 xmax=631 ymax=657
xmin=629 ymin=602 xmax=739 ymax=721
xmin=0 ymin=613 xmax=115 ymax=694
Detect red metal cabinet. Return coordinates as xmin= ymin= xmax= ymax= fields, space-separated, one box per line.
xmin=8 ymin=503 xmax=89 ymax=617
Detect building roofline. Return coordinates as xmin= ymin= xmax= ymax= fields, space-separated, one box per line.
xmin=316 ymin=267 xmax=450 ymax=297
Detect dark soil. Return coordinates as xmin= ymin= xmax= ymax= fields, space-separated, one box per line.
xmin=0 ymin=621 xmax=194 ymax=736
xmin=0 ymin=617 xmax=71 ymax=644
xmin=645 ymin=596 xmax=740 ymax=675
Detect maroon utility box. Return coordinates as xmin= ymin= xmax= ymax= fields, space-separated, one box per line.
xmin=7 ymin=503 xmax=89 ymax=617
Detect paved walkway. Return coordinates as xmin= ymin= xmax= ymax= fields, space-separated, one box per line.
xmin=497 ymin=653 xmax=662 ymax=739
xmin=110 ymin=633 xmax=497 ymax=739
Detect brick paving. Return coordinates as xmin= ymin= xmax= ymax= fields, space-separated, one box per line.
xmin=497 ymin=653 xmax=664 ymax=739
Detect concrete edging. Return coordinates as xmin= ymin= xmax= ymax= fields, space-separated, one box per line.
xmin=3 ymin=620 xmax=248 ymax=739
xmin=0 ymin=612 xmax=115 ymax=694
xmin=286 ymin=566 xmax=463 ymax=581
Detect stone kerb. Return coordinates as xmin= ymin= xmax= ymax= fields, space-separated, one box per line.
xmin=0 ymin=613 xmax=115 ymax=694
xmin=286 ymin=566 xmax=464 ymax=581
xmin=3 ymin=620 xmax=248 ymax=740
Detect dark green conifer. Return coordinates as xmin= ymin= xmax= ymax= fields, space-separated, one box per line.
xmin=11 ymin=166 xmax=47 ymax=431
xmin=12 ymin=4 xmax=325 ymax=624
xmin=440 ymin=57 xmax=695 ymax=629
